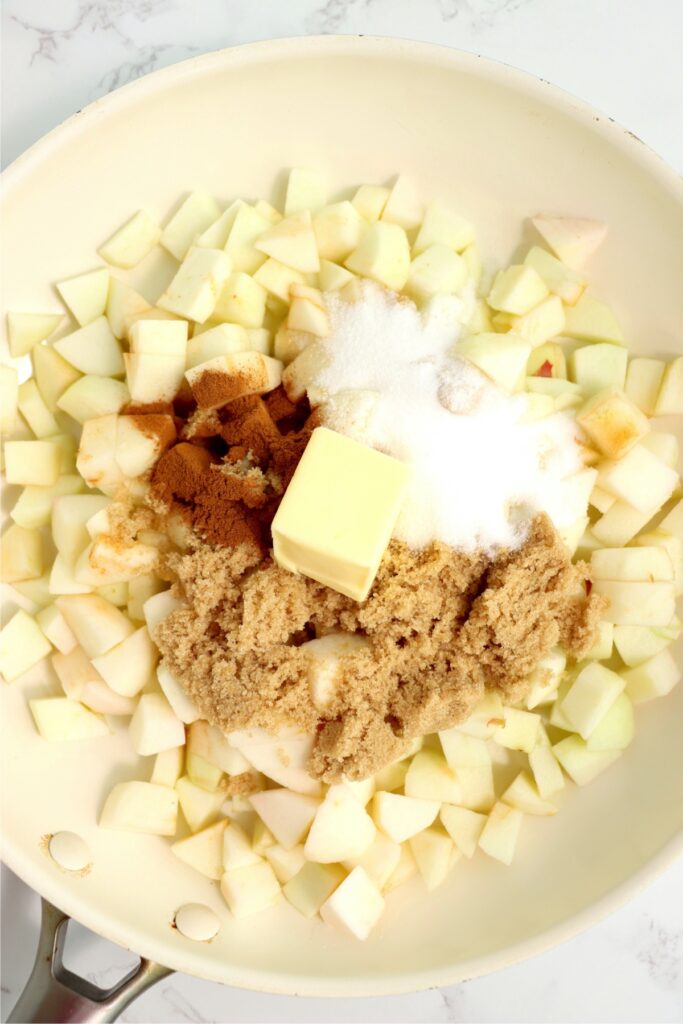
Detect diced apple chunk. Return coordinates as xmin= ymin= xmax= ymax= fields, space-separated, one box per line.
xmin=36 ymin=604 xmax=77 ymax=654
xmin=287 ymin=285 xmax=330 ymax=337
xmin=227 ymin=728 xmax=320 ymax=795
xmin=151 ymin=746 xmax=184 ymax=788
xmin=265 ymin=844 xmax=307 ymax=884
xmin=593 ymin=580 xmax=675 ymax=626
xmin=300 ymin=632 xmax=370 ymax=711
xmin=585 ymin=693 xmax=634 ymax=751
xmin=57 ymin=268 xmax=110 ymax=326
xmin=100 ymin=781 xmax=178 ymax=835
xmin=409 ymin=827 xmax=454 ymax=891
xmin=18 ymin=379 xmax=60 ymax=437
xmin=525 ymin=648 xmax=567 ymax=709
xmin=171 ymin=819 xmax=227 ymax=880
xmin=523 ymin=246 xmax=586 ymax=304
xmin=156 ymin=664 xmax=201 ymax=725
xmin=352 ymin=184 xmax=389 ymax=223
xmin=553 ymin=736 xmax=620 ymax=785
xmin=0 ymin=524 xmax=43 ymax=583
xmin=0 ymin=609 xmax=53 ymax=681
xmin=250 ymin=789 xmax=320 ymax=850
xmin=186 ymin=752 xmax=223 ymax=792
xmin=255 ymin=210 xmax=320 ymax=273
xmin=380 ymin=174 xmax=422 ymax=230
xmin=222 ymin=822 xmax=261 ymax=871
xmin=405 ymin=245 xmax=467 ymax=305
xmin=372 ymin=792 xmax=439 ymax=843
xmin=7 ymin=312 xmax=63 ymax=357
xmin=599 ymin=446 xmax=677 ymax=513
xmin=221 ymin=862 xmax=281 ymax=918
xmin=494 ymin=708 xmax=541 ymax=753
xmin=591 ymin=546 xmax=673 ymax=583
xmin=564 ymin=294 xmax=623 ymax=345
xmin=502 ymin=771 xmax=557 ymax=815
xmin=99 ymin=209 xmax=161 ymax=268
xmin=531 ymin=216 xmax=607 ymax=270
xmin=456 ymin=333 xmax=531 ymax=393
xmin=92 ymin=626 xmax=158 ymax=696
xmin=577 ymin=388 xmax=649 ymax=460
xmin=128 ymin=693 xmax=185 ymax=755
xmin=186 ymin=324 xmax=249 ymax=368
xmin=284 ymin=168 xmax=326 ymax=216
xmin=161 ymin=192 xmax=221 ymax=261
xmin=438 ymin=730 xmax=495 ymax=811
xmin=414 ymin=201 xmax=475 ymax=255
xmin=613 ymin=624 xmax=676 ymax=666
xmin=56 ymin=594 xmax=135 ymax=658
xmin=176 ymin=776 xmax=225 ymax=833
xmin=304 ymin=784 xmax=376 ymax=862
xmin=621 ymin=648 xmax=681 ymax=703
xmin=54 ymin=317 xmax=124 ymax=376
xmin=557 ymin=659 xmax=622 ymax=741
xmin=342 ymin=831 xmax=401 ymax=890
xmin=625 ymin=358 xmax=666 ymax=416
xmin=404 ymin=750 xmax=461 ymax=803
xmin=571 ymin=344 xmax=628 ymax=396
xmin=144 ymin=589 xmax=184 ymax=634
xmin=656 ymin=357 xmax=683 ymax=415
xmin=345 ymin=222 xmax=410 ymax=291
xmin=124 ymin=352 xmax=186 ymax=404
xmin=510 ymin=295 xmax=565 ymax=348
xmin=313 ymin=201 xmax=364 ymax=262
xmin=440 ymin=805 xmax=487 ymax=857
xmin=185 ymin=351 xmax=282 ymax=409
xmin=212 ymin=272 xmax=267 ymax=328
xmin=592 ymin=501 xmax=655 ymax=547
xmin=157 ymin=247 xmax=231 ymax=323
xmin=29 ymin=697 xmax=108 ymax=741
xmin=52 ymin=494 xmax=110 ymax=565
xmin=4 ymin=440 xmax=61 ymax=486
xmin=478 ymin=803 xmax=523 ymax=865
xmin=528 ymin=746 xmax=565 ymax=798
xmin=488 ymin=265 xmax=549 ymax=315
xmin=0 ymin=364 xmax=19 ymax=432
xmin=32 ymin=345 xmax=81 ymax=413
xmin=320 ymin=866 xmax=384 ymax=940
xmin=58 ymin=376 xmax=130 ymax=424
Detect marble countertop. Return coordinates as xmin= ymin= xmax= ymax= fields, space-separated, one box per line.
xmin=1 ymin=1 xmax=682 ymax=1021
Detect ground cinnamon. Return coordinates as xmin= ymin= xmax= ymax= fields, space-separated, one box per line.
xmin=149 ymin=386 xmax=316 ymax=551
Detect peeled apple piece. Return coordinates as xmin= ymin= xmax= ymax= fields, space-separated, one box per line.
xmin=92 ymin=626 xmax=158 ymax=697
xmin=478 ymin=803 xmax=524 ymax=865
xmin=55 ymin=594 xmax=135 ymax=658
xmin=409 ymin=827 xmax=455 ymax=892
xmin=100 ymin=781 xmax=178 ymax=835
xmin=29 ymin=697 xmax=109 ymax=741
xmin=0 ymin=609 xmax=53 ymax=681
xmin=320 ymin=866 xmax=385 ymax=940
xmin=128 ymin=693 xmax=185 ymax=755
xmin=220 ymin=862 xmax=282 ymax=919
xmin=345 ymin=222 xmax=410 ymax=291
xmin=0 ymin=523 xmax=43 ymax=583
xmin=372 ymin=792 xmax=439 ymax=843
xmin=304 ymin=785 xmax=376 ymax=862
xmin=56 ymin=268 xmax=110 ymax=326
xmin=531 ymin=216 xmax=608 ymax=270
xmin=7 ymin=312 xmax=63 ymax=357
xmin=250 ymin=789 xmax=320 ymax=850
xmin=99 ymin=209 xmax=161 ymax=269
xmin=171 ymin=820 xmax=227 ymax=880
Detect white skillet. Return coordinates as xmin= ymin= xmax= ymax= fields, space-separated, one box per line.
xmin=1 ymin=35 xmax=682 ymax=1021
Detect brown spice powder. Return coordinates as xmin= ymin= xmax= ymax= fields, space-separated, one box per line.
xmin=154 ymin=514 xmax=604 ymax=782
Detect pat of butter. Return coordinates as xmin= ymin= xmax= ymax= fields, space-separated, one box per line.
xmin=272 ymin=427 xmax=409 ymax=602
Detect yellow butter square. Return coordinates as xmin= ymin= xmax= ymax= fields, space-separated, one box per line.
xmin=272 ymin=427 xmax=409 ymax=601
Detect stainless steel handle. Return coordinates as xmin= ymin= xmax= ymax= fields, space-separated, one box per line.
xmin=8 ymin=898 xmax=171 ymax=1023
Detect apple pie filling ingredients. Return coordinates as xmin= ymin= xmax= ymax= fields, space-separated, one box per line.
xmin=2 ymin=168 xmax=682 ymax=943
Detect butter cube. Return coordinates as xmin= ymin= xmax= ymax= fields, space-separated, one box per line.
xmin=272 ymin=427 xmax=409 ymax=601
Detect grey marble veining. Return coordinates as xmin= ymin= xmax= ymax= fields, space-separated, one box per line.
xmin=2 ymin=1 xmax=683 ymax=1021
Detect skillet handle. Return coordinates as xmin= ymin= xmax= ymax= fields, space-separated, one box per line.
xmin=8 ymin=898 xmax=171 ymax=1023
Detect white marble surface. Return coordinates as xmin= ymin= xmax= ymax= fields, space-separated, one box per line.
xmin=1 ymin=1 xmax=683 ymax=1021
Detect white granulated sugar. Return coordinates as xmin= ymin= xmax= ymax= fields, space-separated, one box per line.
xmin=315 ymin=282 xmax=583 ymax=554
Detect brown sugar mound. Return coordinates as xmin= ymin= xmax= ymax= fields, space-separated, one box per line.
xmin=155 ymin=514 xmax=604 ymax=782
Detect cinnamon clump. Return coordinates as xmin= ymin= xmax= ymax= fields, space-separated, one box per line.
xmin=149 ymin=387 xmax=316 ymax=552
xmin=155 ymin=514 xmax=604 ymax=782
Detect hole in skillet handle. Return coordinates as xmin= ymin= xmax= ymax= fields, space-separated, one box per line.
xmin=8 ymin=897 xmax=171 ymax=1024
